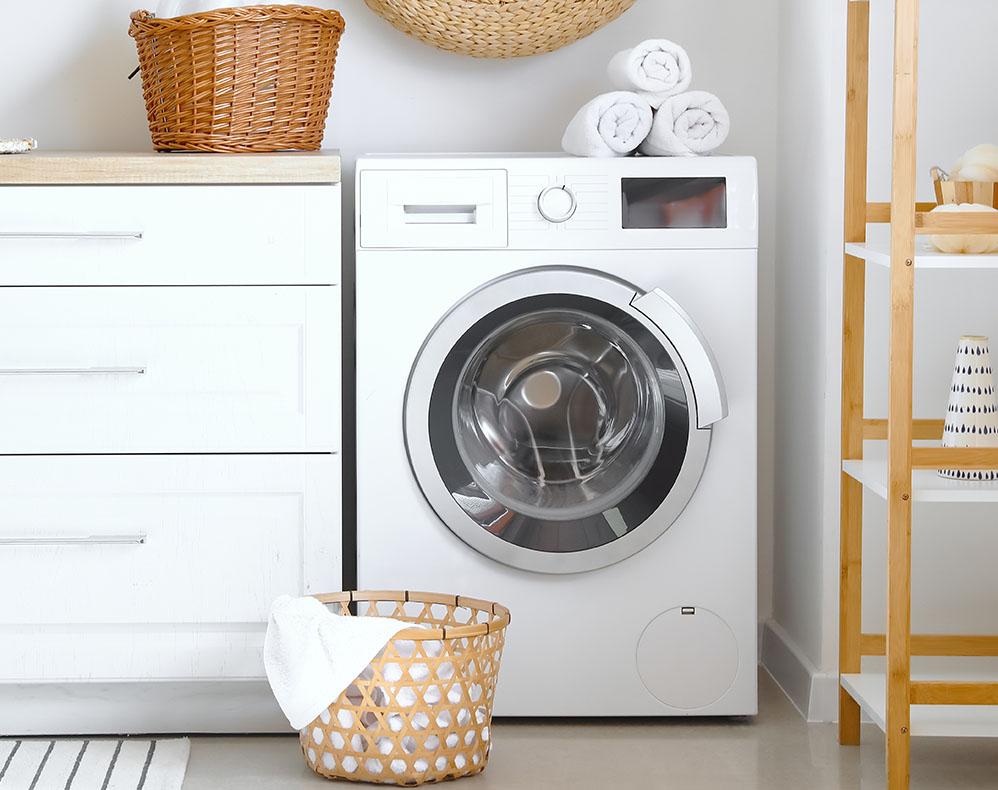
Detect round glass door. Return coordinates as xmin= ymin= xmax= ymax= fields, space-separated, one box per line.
xmin=405 ymin=267 xmax=722 ymax=574
xmin=454 ymin=307 xmax=666 ymax=521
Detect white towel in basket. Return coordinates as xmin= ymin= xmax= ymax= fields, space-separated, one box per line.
xmin=264 ymin=595 xmax=412 ymax=730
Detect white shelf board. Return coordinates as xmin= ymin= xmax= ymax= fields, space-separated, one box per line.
xmin=842 ymin=673 xmax=998 ymax=738
xmin=846 ymin=238 xmax=998 ymax=269
xmin=843 ymin=459 xmax=998 ymax=502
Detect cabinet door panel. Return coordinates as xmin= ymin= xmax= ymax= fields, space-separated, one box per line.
xmin=0 ymin=454 xmax=341 ymax=626
xmin=0 ymin=185 xmax=339 ymax=285
xmin=0 ymin=286 xmax=339 ymax=453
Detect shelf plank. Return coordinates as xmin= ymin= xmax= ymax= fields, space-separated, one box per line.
xmin=845 ymin=239 xmax=998 ymax=269
xmin=867 ymin=202 xmax=938 ymax=223
xmin=912 ymin=447 xmax=998 ymax=469
xmin=842 ymin=459 xmax=998 ymax=502
xmin=863 ymin=419 xmax=944 ymax=440
xmin=916 ymin=212 xmax=998 ymax=235
xmin=867 ymin=206 xmax=998 ymax=235
xmin=842 ymin=673 xmax=998 ymax=737
xmin=912 ymin=682 xmax=998 ymax=706
xmin=862 ymin=633 xmax=998 ymax=657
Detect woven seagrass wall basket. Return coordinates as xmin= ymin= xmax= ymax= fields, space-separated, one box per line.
xmin=364 ymin=0 xmax=636 ymax=59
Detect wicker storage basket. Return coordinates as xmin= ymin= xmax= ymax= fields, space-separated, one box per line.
xmin=932 ymin=166 xmax=998 ymax=208
xmin=301 ymin=591 xmax=510 ymax=786
xmin=364 ymin=0 xmax=635 ymax=59
xmin=129 ymin=6 xmax=344 ymax=152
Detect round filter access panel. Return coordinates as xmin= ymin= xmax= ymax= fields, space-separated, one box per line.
xmin=636 ymin=606 xmax=739 ymax=710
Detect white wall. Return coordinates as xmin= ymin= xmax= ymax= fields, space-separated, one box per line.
xmin=767 ymin=0 xmax=998 ymax=720
xmin=770 ymin=0 xmax=845 ymax=666
xmin=0 ymin=2 xmax=780 ymax=619
xmin=763 ymin=0 xmax=846 ymax=720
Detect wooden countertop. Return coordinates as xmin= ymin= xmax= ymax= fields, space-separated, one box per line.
xmin=0 ymin=151 xmax=341 ymax=185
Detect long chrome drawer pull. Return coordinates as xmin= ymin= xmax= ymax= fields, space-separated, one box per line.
xmin=0 ymin=366 xmax=146 ymax=376
xmin=0 ymin=535 xmax=147 ymax=546
xmin=0 ymin=231 xmax=143 ymax=240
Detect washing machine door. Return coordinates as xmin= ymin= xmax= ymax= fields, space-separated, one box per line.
xmin=404 ymin=266 xmax=726 ymax=574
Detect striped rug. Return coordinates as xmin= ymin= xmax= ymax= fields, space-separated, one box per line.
xmin=0 ymin=738 xmax=189 ymax=790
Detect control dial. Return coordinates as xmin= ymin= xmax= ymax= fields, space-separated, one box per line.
xmin=537 ymin=185 xmax=577 ymax=224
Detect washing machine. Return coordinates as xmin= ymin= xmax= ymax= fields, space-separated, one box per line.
xmin=355 ymin=155 xmax=757 ymax=716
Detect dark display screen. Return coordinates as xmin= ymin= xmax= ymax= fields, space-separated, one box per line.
xmin=621 ymin=177 xmax=727 ymax=229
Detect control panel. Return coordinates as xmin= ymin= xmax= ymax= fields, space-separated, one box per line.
xmin=357 ymin=156 xmax=758 ymax=251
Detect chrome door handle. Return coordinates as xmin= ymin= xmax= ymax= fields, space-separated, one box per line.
xmin=0 ymin=534 xmax=147 ymax=546
xmin=0 ymin=367 xmax=146 ymax=376
xmin=0 ymin=232 xmax=143 ymax=240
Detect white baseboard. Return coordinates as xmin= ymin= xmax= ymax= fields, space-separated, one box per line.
xmin=806 ymin=669 xmax=840 ymax=723
xmin=0 ymin=680 xmax=293 ymax=735
xmin=760 ymin=620 xmax=837 ymax=722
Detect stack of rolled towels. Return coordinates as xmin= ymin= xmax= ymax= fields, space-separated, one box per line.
xmin=562 ymin=39 xmax=730 ymax=158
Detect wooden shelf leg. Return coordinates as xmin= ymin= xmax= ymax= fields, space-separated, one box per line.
xmin=839 ymin=0 xmax=869 ymax=748
xmin=839 ymin=256 xmax=866 ymax=747
xmin=839 ymin=474 xmax=863 ymax=745
xmin=886 ymin=0 xmax=919 ymax=787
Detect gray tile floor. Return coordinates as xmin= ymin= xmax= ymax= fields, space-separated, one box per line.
xmin=184 ymin=672 xmax=998 ymax=789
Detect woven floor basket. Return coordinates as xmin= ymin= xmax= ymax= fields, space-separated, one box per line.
xmin=129 ymin=6 xmax=344 ymax=152
xmin=301 ymin=591 xmax=510 ymax=786
xmin=364 ymin=0 xmax=635 ymax=59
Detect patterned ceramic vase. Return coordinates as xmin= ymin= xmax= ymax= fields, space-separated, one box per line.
xmin=939 ymin=335 xmax=998 ymax=480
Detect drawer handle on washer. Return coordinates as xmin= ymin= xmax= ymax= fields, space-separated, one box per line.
xmin=402 ymin=205 xmax=478 ymax=225
xmin=0 ymin=534 xmax=147 ymax=546
xmin=0 ymin=231 xmax=143 ymax=241
xmin=0 ymin=366 xmax=146 ymax=376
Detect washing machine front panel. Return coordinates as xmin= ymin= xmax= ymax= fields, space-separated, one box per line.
xmin=358 ymin=156 xmax=759 ymax=716
xmin=404 ymin=266 xmax=723 ymax=574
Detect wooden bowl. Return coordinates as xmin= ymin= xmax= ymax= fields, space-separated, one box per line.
xmin=932 ymin=166 xmax=998 ymax=208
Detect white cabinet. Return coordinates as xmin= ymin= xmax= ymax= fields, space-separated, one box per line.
xmin=0 ymin=153 xmax=342 ymax=734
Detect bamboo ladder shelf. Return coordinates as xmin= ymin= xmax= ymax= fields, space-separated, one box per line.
xmin=838 ymin=2 xmax=998 ymax=789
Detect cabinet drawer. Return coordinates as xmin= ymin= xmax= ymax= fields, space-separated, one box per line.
xmin=0 ymin=286 xmax=339 ymax=453
xmin=0 ymin=185 xmax=339 ymax=285
xmin=0 ymin=454 xmax=341 ymax=625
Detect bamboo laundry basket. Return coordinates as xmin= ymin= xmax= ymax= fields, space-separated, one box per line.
xmin=363 ymin=0 xmax=635 ymax=59
xmin=301 ymin=591 xmax=510 ymax=786
xmin=129 ymin=6 xmax=345 ymax=152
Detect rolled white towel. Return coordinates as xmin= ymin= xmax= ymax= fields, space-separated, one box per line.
xmin=640 ymin=91 xmax=730 ymax=157
xmin=561 ymin=91 xmax=654 ymax=158
xmin=607 ymin=39 xmax=692 ymax=109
